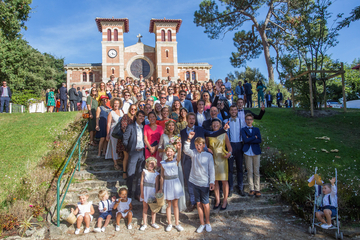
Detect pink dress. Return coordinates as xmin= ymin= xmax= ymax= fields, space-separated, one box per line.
xmin=204 ymin=103 xmax=212 ymax=111
xmin=144 ymin=124 xmax=164 ymax=166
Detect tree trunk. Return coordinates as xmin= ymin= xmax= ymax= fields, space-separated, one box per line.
xmin=259 ymin=30 xmax=275 ymax=84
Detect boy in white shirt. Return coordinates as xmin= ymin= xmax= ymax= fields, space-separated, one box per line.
xmin=316 ymin=177 xmax=337 ymax=229
xmin=184 ymin=132 xmax=215 ymax=233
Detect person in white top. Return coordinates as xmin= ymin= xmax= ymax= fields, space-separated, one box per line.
xmin=224 ymin=77 xmax=232 ymax=90
xmin=81 ymin=87 xmax=88 ymax=110
xmin=106 ymin=98 xmax=124 ymax=170
xmin=316 ymin=177 xmax=338 ymax=229
xmin=93 ymin=190 xmax=116 ymax=233
xmin=122 ymin=91 xmax=133 ymax=114
xmin=139 ymin=157 xmax=161 ymax=231
xmin=71 ymin=190 xmax=95 ymax=235
xmin=184 ymin=132 xmax=215 ymax=233
xmin=113 ymin=186 xmax=133 ymax=231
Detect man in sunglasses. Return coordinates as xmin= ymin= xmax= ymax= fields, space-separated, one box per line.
xmin=166 ymin=86 xmax=179 ymax=107
xmin=0 ymin=81 xmax=12 ymax=113
xmin=178 ymin=90 xmax=194 ymax=112
xmin=186 ymin=84 xmax=196 ymax=101
xmin=139 ymin=82 xmax=146 ymax=99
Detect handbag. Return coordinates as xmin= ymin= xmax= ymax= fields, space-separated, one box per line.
xmin=82 ymin=97 xmax=92 ymax=119
xmin=111 ymin=111 xmax=125 ymax=139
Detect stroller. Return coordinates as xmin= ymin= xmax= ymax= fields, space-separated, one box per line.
xmin=308 ymin=167 xmax=343 ymax=239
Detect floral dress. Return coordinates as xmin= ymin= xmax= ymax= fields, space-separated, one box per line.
xmin=116 ymin=114 xmax=134 ymax=155
xmin=47 ymin=91 xmax=55 ymax=106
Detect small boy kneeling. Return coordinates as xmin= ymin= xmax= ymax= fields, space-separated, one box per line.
xmin=184 ymin=132 xmax=215 ymax=233
xmin=316 ymin=177 xmax=337 ymax=229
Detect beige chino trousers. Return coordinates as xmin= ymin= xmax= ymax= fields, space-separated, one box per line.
xmin=244 ymin=154 xmax=261 ymax=192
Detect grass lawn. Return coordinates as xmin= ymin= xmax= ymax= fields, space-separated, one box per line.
xmin=254 ymin=108 xmax=360 ymax=186
xmin=0 ymin=112 xmax=79 ymax=204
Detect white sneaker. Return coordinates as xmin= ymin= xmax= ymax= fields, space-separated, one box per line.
xmin=151 ymin=223 xmax=160 ymax=229
xmin=205 ymin=224 xmax=212 ymax=232
xmin=196 ymin=225 xmax=205 ymax=233
xmin=74 ymin=228 xmax=80 ymax=235
xmin=166 ymin=224 xmax=172 ymax=232
xmin=175 ymin=224 xmax=184 ymax=232
xmin=140 ymin=225 xmax=147 ymax=231
xmin=128 ymin=224 xmax=132 ymax=230
xmin=93 ymin=227 xmax=101 ymax=233
xmin=84 ymin=228 xmax=90 ymax=234
xmin=115 ymin=225 xmax=120 ymax=231
xmin=101 ymin=227 xmax=106 ymax=232
xmin=321 ymin=224 xmax=332 ymax=229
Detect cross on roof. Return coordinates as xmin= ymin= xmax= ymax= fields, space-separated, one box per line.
xmin=137 ymin=33 xmax=142 ymax=43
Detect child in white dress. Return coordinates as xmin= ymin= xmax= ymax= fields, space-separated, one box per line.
xmin=113 ymin=186 xmax=133 ymax=231
xmin=160 ymin=142 xmax=184 ymax=232
xmin=71 ymin=190 xmax=95 ymax=235
xmin=139 ymin=157 xmax=160 ymax=231
xmin=94 ymin=190 xmax=116 ymax=233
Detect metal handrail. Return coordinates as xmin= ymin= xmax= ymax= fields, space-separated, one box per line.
xmin=56 ymin=122 xmax=88 ymax=227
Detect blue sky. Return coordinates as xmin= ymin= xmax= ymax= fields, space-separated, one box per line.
xmin=22 ymin=0 xmax=360 ymax=82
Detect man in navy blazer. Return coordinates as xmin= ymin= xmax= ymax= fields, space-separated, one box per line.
xmin=194 ymin=99 xmax=211 ymax=127
xmin=166 ymin=86 xmax=179 ymax=106
xmin=202 ymin=106 xmax=225 ymax=131
xmin=244 ymin=80 xmax=253 ymax=108
xmin=59 ymin=83 xmax=68 ymax=112
xmin=185 ymin=83 xmax=196 ymax=101
xmin=240 ymin=113 xmax=262 ymax=197
xmin=122 ymin=110 xmax=146 ymax=199
xmin=0 ymin=81 xmax=12 ymax=113
xmin=179 ymin=90 xmax=193 ymax=112
xmin=180 ymin=112 xmax=227 ymax=212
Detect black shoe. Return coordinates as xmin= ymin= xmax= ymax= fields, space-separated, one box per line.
xmin=228 ymin=190 xmax=233 ymax=198
xmin=220 ymin=203 xmax=228 ymax=211
xmin=213 ymin=201 xmax=221 ymax=210
xmin=239 ymin=189 xmax=246 ymax=196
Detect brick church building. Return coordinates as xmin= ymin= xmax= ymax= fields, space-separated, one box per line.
xmin=64 ymin=18 xmax=212 ymax=88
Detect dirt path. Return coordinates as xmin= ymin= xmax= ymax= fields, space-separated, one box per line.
xmin=57 ymin=211 xmax=346 ymax=240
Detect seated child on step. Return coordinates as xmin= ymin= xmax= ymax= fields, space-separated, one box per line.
xmin=159 ymin=142 xmax=184 ymax=232
xmin=71 ymin=190 xmax=95 ymax=235
xmin=140 ymin=157 xmax=160 ymax=231
xmin=315 ymin=177 xmax=337 ymax=229
xmin=113 ymin=186 xmax=133 ymax=231
xmin=94 ymin=190 xmax=116 ymax=233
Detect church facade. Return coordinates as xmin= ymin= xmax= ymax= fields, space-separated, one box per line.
xmin=64 ymin=18 xmax=212 ymax=88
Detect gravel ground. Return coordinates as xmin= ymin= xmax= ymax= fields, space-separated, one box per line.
xmin=57 ymin=211 xmax=348 ymax=240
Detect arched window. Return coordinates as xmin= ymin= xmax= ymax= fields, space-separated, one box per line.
xmin=112 ymin=69 xmax=115 ymax=74
xmin=89 ymin=72 xmax=93 ymax=82
xmin=161 ymin=30 xmax=165 ymax=41
xmin=192 ymin=71 xmax=196 ymax=81
xmin=165 ymin=50 xmax=169 ymax=58
xmin=186 ymin=71 xmax=190 ymax=81
xmin=107 ymin=29 xmax=111 ymax=41
xmin=114 ymin=29 xmax=118 ymax=41
xmin=167 ymin=30 xmax=172 ymax=41
xmin=166 ymin=68 xmax=170 ymax=74
xmin=83 ymin=72 xmax=87 ymax=82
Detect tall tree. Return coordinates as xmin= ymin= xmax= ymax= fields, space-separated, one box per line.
xmin=194 ymin=0 xmax=301 ymax=84
xmin=0 ymin=0 xmax=32 ymax=40
xmin=337 ymin=5 xmax=360 ymax=29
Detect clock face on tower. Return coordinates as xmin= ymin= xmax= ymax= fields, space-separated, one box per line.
xmin=108 ymin=49 xmax=117 ymax=58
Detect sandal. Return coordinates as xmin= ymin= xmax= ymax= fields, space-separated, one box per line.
xmin=114 ymin=164 xmax=121 ymax=170
xmin=249 ymin=191 xmax=255 ymax=197
xmin=255 ymin=191 xmax=261 ymax=198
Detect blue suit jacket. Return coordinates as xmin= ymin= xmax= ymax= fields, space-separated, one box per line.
xmin=240 ymin=127 xmax=262 ymax=155
xmin=181 ymin=99 xmax=194 ymax=112
xmin=59 ymin=87 xmax=67 ymax=100
xmin=0 ymin=86 xmax=12 ymax=98
xmin=235 ymin=85 xmax=245 ymax=96
xmin=122 ymin=122 xmax=144 ymax=152
xmin=244 ymin=83 xmax=253 ymax=95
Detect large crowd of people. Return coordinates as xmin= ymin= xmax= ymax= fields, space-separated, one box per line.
xmin=69 ymin=75 xmax=270 ymax=234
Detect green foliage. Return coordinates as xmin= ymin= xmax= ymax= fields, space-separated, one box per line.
xmin=0 ymin=35 xmax=66 ymax=95
xmin=0 ymin=214 xmax=19 ymax=231
xmin=337 ymin=5 xmax=360 ymax=29
xmin=0 ymin=0 xmax=32 ymax=40
xmin=11 ymin=90 xmax=38 ymax=106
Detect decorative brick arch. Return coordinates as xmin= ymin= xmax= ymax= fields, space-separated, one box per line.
xmin=107 ymin=28 xmax=112 ymax=41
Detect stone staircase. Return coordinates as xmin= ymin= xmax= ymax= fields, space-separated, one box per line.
xmin=61 ymin=146 xmax=288 ymax=230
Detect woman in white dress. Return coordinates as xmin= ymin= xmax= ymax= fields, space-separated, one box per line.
xmin=158 ymin=120 xmax=186 ymax=212
xmin=106 ymin=98 xmax=124 ymax=170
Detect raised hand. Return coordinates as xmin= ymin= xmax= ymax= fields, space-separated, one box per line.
xmin=111 ymin=196 xmax=116 ymax=202
xmin=261 ymin=102 xmax=265 ymax=111
xmin=224 ymin=121 xmax=230 ymax=131
xmin=329 ymin=177 xmax=336 ymax=185
xmin=188 ymin=131 xmax=195 ymax=140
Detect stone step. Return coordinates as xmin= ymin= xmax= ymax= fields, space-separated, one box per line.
xmin=74 ymin=170 xmax=122 ymax=180
xmin=64 ymin=182 xmax=272 ymax=206
xmin=64 ymin=201 xmax=288 ymax=231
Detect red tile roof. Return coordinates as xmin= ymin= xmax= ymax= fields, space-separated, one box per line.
xmin=95 ymin=18 xmax=129 ymax=33
xmin=149 ymin=18 xmax=182 ymax=33
xmin=352 ymin=64 xmax=360 ymax=70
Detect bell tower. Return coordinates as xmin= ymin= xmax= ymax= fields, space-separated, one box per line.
xmin=96 ymin=17 xmax=129 ymax=81
xmin=149 ymin=18 xmax=182 ymax=81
